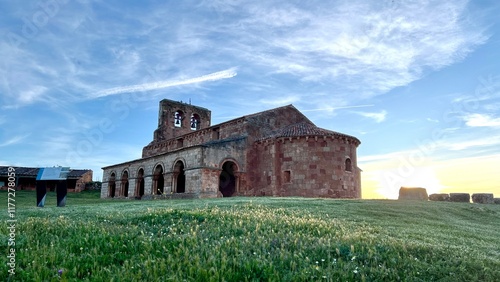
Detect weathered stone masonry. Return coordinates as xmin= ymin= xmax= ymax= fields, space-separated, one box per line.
xmin=101 ymin=99 xmax=361 ymax=199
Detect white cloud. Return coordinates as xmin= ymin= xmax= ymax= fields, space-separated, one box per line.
xmin=444 ymin=136 xmax=500 ymax=151
xmin=0 ymin=134 xmax=30 ymax=147
xmin=0 ymin=0 xmax=488 ymax=111
xmin=463 ymin=113 xmax=500 ymax=127
xmin=301 ymin=104 xmax=374 ymax=113
xmin=259 ymin=95 xmax=300 ymax=106
xmin=208 ymin=0 xmax=488 ymax=97
xmin=355 ymin=110 xmax=387 ymax=123
xmin=92 ymin=68 xmax=238 ymax=98
xmin=18 ymin=86 xmax=48 ymax=104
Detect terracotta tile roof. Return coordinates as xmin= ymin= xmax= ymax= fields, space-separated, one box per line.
xmin=0 ymin=166 xmax=39 ymax=177
xmin=259 ymin=122 xmax=360 ymax=144
xmin=67 ymin=169 xmax=92 ymax=178
xmin=0 ymin=166 xmax=92 ymax=178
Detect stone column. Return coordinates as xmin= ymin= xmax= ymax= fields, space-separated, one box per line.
xmin=115 ymin=184 xmax=122 ymax=198
xmin=233 ymin=172 xmax=241 ymax=194
xmin=101 ymin=182 xmax=108 ymax=198
xmin=144 ymin=176 xmax=153 ymax=195
xmin=128 ymin=178 xmax=136 ymax=198
xmin=169 ymin=171 xmax=180 ymax=193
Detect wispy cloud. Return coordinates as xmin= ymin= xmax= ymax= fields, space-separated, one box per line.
xmin=354 ymin=110 xmax=387 ymax=123
xmin=19 ymin=85 xmax=48 ymax=104
xmin=444 ymin=136 xmax=500 ymax=151
xmin=259 ymin=95 xmax=300 ymax=106
xmin=201 ymin=0 xmax=488 ymax=97
xmin=91 ymin=68 xmax=238 ymax=98
xmin=302 ymin=104 xmax=374 ymax=112
xmin=0 ymin=134 xmax=30 ymax=147
xmin=0 ymin=0 xmax=488 ymax=111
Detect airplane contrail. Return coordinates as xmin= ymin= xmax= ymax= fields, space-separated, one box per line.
xmin=93 ymin=68 xmax=237 ymax=98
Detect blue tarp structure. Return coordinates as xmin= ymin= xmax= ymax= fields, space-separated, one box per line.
xmin=36 ymin=167 xmax=70 ymax=207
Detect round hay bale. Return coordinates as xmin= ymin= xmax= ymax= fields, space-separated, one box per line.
xmin=429 ymin=193 xmax=450 ymax=201
xmin=472 ymin=193 xmax=494 ymax=204
xmin=398 ymin=187 xmax=428 ymax=201
xmin=449 ymin=193 xmax=470 ymax=203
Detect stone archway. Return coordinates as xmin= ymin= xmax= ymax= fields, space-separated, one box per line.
xmin=219 ymin=161 xmax=237 ymax=197
xmin=121 ymin=170 xmax=129 ymax=197
xmin=136 ymin=168 xmax=145 ymax=198
xmin=173 ymin=161 xmax=185 ymax=193
xmin=108 ymin=173 xmax=116 ymax=198
xmin=153 ymin=165 xmax=164 ymax=195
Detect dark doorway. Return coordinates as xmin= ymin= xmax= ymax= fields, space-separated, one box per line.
xmin=137 ymin=168 xmax=145 ymax=198
xmin=174 ymin=161 xmax=186 ymax=193
xmin=153 ymin=165 xmax=164 ymax=195
xmin=219 ymin=162 xmax=236 ymax=197
xmin=109 ymin=173 xmax=116 ymax=198
xmin=122 ymin=171 xmax=129 ymax=197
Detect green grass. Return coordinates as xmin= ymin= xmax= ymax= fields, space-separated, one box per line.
xmin=1 ymin=191 xmax=499 ymax=281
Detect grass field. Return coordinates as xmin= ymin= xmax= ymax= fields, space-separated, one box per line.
xmin=1 ymin=190 xmax=499 ymax=281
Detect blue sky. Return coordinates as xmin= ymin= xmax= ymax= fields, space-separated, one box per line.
xmin=1 ymin=0 xmax=499 ymax=198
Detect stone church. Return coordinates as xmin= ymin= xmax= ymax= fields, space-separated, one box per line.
xmin=101 ymin=99 xmax=361 ymax=199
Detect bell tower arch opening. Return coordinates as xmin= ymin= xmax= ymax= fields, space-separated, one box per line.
xmin=190 ymin=113 xmax=201 ymax=130
xmin=174 ymin=110 xmax=184 ymax=128
xmin=219 ymin=161 xmax=238 ymax=197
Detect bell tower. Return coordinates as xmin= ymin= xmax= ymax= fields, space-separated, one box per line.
xmin=153 ymin=99 xmax=211 ymax=142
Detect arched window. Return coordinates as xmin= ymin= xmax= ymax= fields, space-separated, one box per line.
xmin=174 ymin=110 xmax=183 ymax=128
xmin=190 ymin=114 xmax=200 ymax=130
xmin=345 ymin=158 xmax=352 ymax=172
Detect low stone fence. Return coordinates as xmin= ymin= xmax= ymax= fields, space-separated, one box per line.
xmin=449 ymin=193 xmax=471 ymax=203
xmin=471 ymin=193 xmax=494 ymax=204
xmin=395 ymin=187 xmax=498 ymax=204
xmin=428 ymin=193 xmax=450 ymax=201
xmin=427 ymin=192 xmax=499 ymax=204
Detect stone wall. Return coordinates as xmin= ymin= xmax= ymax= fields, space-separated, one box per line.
xmin=74 ymin=170 xmax=93 ymax=192
xmin=428 ymin=193 xmax=450 ymax=201
xmin=142 ymin=105 xmax=311 ymax=158
xmin=248 ymin=135 xmax=360 ymax=198
xmin=449 ymin=193 xmax=470 ymax=202
xmin=102 ymin=146 xmax=205 ymax=198
xmin=471 ymin=193 xmax=494 ymax=204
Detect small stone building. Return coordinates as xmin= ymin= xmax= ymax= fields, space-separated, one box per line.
xmin=0 ymin=166 xmax=93 ymax=192
xmin=101 ymin=99 xmax=361 ymax=199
